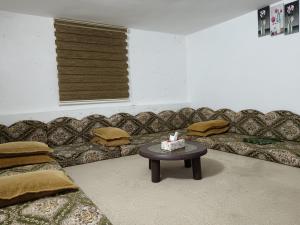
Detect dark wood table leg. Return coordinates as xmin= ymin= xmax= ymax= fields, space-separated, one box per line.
xmin=184 ymin=159 xmax=191 ymax=168
xmin=192 ymin=158 xmax=202 ymax=180
xmin=151 ymin=160 xmax=160 ymax=183
xmin=149 ymin=159 xmax=151 ymax=169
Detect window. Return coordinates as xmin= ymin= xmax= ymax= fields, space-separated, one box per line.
xmin=54 ymin=19 xmax=129 ymax=102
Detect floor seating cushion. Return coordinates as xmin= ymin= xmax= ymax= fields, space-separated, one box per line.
xmin=0 ymin=107 xmax=299 ymax=225
xmin=196 ymin=133 xmax=300 ymax=167
xmin=52 ymin=130 xmax=187 ymax=167
xmin=0 ymin=161 xmax=112 ymax=224
xmin=52 ymin=143 xmax=121 ymax=167
xmin=1 ymin=107 xmax=300 ymax=169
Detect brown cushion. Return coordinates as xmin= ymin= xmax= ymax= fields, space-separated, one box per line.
xmin=0 ymin=141 xmax=53 ymax=158
xmin=0 ymin=155 xmax=55 ymax=169
xmin=187 ymin=120 xmax=229 ymax=132
xmin=187 ymin=126 xmax=229 ymax=137
xmin=93 ymin=127 xmax=130 ymax=140
xmin=91 ymin=136 xmax=130 ymax=147
xmin=0 ymin=170 xmax=78 ymax=208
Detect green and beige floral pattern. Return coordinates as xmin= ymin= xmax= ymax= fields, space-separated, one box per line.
xmin=0 ymin=107 xmax=236 ymax=147
xmin=0 ymin=161 xmax=112 ymax=225
xmin=0 ymin=107 xmax=300 ymax=224
xmin=196 ymin=133 xmax=300 ymax=167
xmin=1 ymin=107 xmax=300 ymax=168
xmin=52 ymin=143 xmax=121 ymax=167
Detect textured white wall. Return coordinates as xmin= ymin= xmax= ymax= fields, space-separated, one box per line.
xmin=4 ymin=5 xmax=299 ymax=125
xmin=128 ymin=29 xmax=187 ymax=105
xmin=187 ymin=9 xmax=300 ymax=114
xmin=0 ymin=11 xmax=188 ymax=125
xmin=0 ymin=11 xmax=59 ymax=115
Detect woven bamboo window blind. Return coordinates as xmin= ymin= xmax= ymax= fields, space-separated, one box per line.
xmin=54 ymin=19 xmax=129 ymax=102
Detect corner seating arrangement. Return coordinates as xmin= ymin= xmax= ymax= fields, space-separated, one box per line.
xmin=1 ymin=107 xmax=300 ymax=168
xmin=0 ymin=107 xmax=300 ymax=224
xmin=0 ymin=160 xmax=111 ymax=224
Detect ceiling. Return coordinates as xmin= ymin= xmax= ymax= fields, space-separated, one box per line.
xmin=0 ymin=0 xmax=279 ymax=34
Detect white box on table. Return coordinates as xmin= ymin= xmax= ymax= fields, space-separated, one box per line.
xmin=161 ymin=139 xmax=185 ymax=151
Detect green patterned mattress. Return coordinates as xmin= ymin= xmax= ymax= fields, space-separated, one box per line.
xmin=50 ymin=129 xmax=300 ymax=168
xmin=0 ymin=162 xmax=112 ymax=225
xmin=196 ymin=133 xmax=300 ymax=168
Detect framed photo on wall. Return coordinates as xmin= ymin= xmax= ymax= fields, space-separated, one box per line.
xmin=270 ymin=4 xmax=285 ymax=36
xmin=285 ymin=0 xmax=299 ymax=35
xmin=258 ymin=6 xmax=270 ymax=37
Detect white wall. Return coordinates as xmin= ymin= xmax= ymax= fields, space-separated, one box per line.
xmin=128 ymin=29 xmax=187 ymax=106
xmin=4 ymin=5 xmax=299 ymax=125
xmin=187 ymin=8 xmax=300 ymax=114
xmin=0 ymin=11 xmax=188 ymax=125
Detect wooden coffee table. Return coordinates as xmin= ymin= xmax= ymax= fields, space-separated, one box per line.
xmin=139 ymin=141 xmax=207 ymax=183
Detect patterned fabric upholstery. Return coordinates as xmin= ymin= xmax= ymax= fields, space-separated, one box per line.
xmin=82 ymin=114 xmax=112 ymax=140
xmin=47 ymin=115 xmax=112 ymax=147
xmin=51 ymin=130 xmax=186 ymax=166
xmin=0 ymin=121 xmax=47 ymax=144
xmin=109 ymin=112 xmax=157 ymax=135
xmin=234 ymin=110 xmax=300 ymax=141
xmin=0 ymin=107 xmax=238 ymax=147
xmin=0 ymin=161 xmax=112 ymax=225
xmin=1 ymin=107 xmax=300 ymax=168
xmin=3 ymin=107 xmax=300 ymax=146
xmin=52 ymin=143 xmax=121 ymax=167
xmin=157 ymin=110 xmax=180 ymax=131
xmin=0 ymin=125 xmax=9 ymax=144
xmin=47 ymin=117 xmax=88 ymax=147
xmin=191 ymin=108 xmax=237 ymax=133
xmin=196 ymin=133 xmax=300 ymax=168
